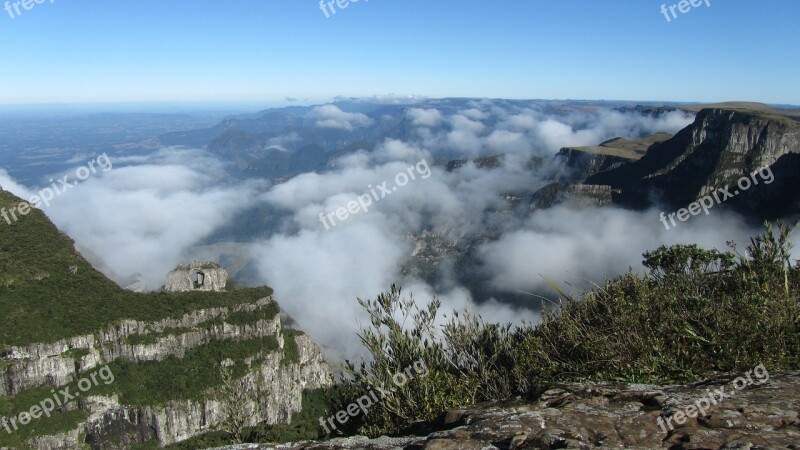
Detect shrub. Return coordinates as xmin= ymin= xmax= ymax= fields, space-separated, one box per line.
xmin=339 ymin=222 xmax=800 ymax=436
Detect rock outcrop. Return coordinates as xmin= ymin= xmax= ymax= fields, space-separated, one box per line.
xmin=212 ymin=371 xmax=800 ymax=449
xmin=444 ymin=155 xmax=504 ymax=172
xmin=165 ymin=261 xmax=229 ymax=292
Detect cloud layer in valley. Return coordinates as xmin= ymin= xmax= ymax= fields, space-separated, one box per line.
xmin=2 ymin=101 xmax=791 ymax=362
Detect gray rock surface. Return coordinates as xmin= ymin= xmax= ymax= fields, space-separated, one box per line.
xmin=554 ymin=148 xmax=633 ymax=183
xmin=165 ymin=261 xmax=229 ymax=292
xmin=211 ymin=372 xmax=800 ymax=449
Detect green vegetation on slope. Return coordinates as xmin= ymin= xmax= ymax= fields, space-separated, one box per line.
xmin=0 ymin=335 xmax=282 ymax=448
xmin=281 ymin=329 xmax=303 ymax=366
xmin=225 ymin=302 xmax=280 ymax=326
xmin=92 ymin=336 xmax=280 ymax=406
xmin=0 ymin=190 xmax=273 ymax=347
xmin=339 ymin=223 xmax=800 ymax=436
xmin=122 ymin=301 xmax=280 ymax=346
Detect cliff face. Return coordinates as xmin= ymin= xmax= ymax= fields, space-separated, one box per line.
xmin=587 ymin=109 xmax=800 ymax=218
xmin=82 ymin=334 xmax=329 ymax=448
xmin=1 ymin=298 xmax=275 ymax=397
xmin=530 ymin=183 xmax=613 ymax=210
xmin=1 ymin=297 xmax=333 ymax=449
xmin=554 ymin=148 xmax=631 ymax=182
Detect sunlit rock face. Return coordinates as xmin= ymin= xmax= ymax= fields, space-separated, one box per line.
xmin=165 ymin=261 xmax=229 ymax=292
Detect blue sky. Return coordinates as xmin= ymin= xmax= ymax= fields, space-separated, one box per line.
xmin=0 ymin=0 xmax=798 ymax=105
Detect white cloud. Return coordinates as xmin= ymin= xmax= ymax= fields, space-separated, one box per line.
xmin=450 ymin=114 xmax=486 ymax=134
xmin=503 ymin=113 xmax=537 ymax=131
xmin=0 ymin=169 xmax=35 ymax=200
xmin=407 ymin=108 xmax=444 ymax=127
xmin=460 ymin=108 xmax=488 ymax=120
xmin=479 ymin=205 xmax=758 ymax=295
xmin=485 ymin=130 xmax=531 ymax=154
xmin=266 ymin=132 xmax=302 ymax=152
xmin=312 ymin=105 xmax=374 ymax=130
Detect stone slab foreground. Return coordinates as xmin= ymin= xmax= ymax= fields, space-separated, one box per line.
xmin=212 ymin=371 xmax=800 ymax=449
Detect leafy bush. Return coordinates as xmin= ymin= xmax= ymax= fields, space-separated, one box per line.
xmin=340 ymin=223 xmax=800 ymax=436
xmin=337 ymin=285 xmax=532 ymax=436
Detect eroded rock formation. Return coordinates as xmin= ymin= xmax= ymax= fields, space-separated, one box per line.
xmin=165 ymin=261 xmax=229 ymax=292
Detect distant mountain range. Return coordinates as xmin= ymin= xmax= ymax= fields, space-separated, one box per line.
xmin=156 ymin=99 xmax=709 ymax=180
xmin=158 ymin=100 xmax=800 ymax=191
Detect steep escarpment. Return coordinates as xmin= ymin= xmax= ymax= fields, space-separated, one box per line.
xmin=0 ymin=190 xmax=333 ymax=449
xmin=586 ymin=108 xmax=800 ymax=218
